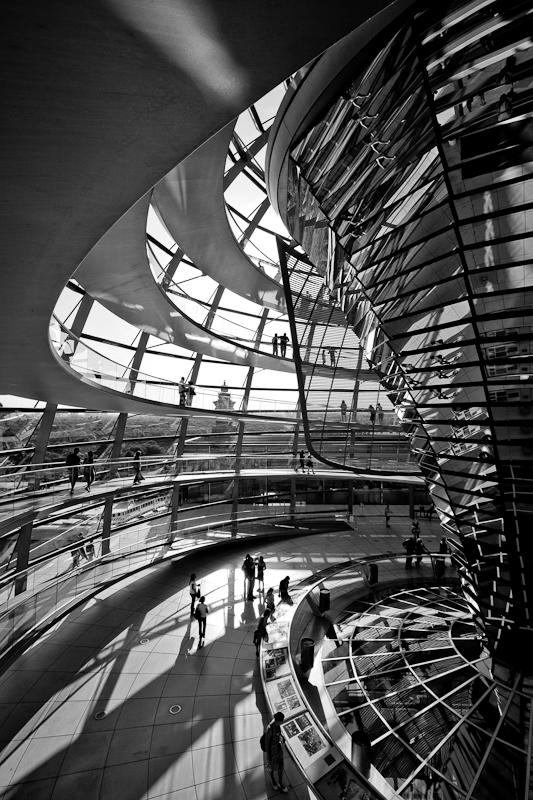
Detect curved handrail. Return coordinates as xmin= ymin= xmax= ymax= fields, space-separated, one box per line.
xmin=0 ymin=484 xmax=381 ymax=656
xmin=258 ymin=554 xmax=434 ymax=800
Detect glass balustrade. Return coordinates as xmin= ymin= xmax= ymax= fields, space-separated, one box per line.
xmin=51 ymin=315 xmax=299 ymax=414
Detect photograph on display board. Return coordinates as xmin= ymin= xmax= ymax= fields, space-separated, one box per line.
xmin=274 ymin=693 xmax=301 ymax=714
xmin=316 ymin=763 xmax=375 ymax=800
xmin=284 ymin=712 xmax=312 ymax=736
xmin=284 ymin=712 xmax=311 ymax=738
xmin=272 ymin=676 xmax=303 ymax=714
xmin=278 ymin=678 xmax=296 ymax=699
xmin=263 ymin=648 xmax=289 ymax=681
xmin=298 ymin=725 xmax=326 ymax=757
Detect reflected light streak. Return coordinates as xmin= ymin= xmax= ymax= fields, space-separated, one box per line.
xmin=107 ymin=0 xmax=250 ymax=105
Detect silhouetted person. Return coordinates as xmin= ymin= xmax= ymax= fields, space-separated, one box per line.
xmin=83 ymin=451 xmax=95 ymax=492
xmin=253 ymin=609 xmax=270 ymax=656
xmin=414 ymin=538 xmax=426 ymax=567
xmin=264 ymin=712 xmax=287 ymax=792
xmin=329 ymin=347 xmax=336 ymax=366
xmin=242 ymin=553 xmax=256 ymax=600
xmin=195 ymin=595 xmax=208 ymax=646
xmin=368 ymin=405 xmax=376 ymax=425
xmin=272 ymin=334 xmax=279 ymax=356
xmin=403 ymin=537 xmax=415 ymax=569
xmin=306 ymin=453 xmax=315 ymax=474
xmin=385 ymin=504 xmax=391 ymax=528
xmin=280 ymin=333 xmax=289 ymax=358
xmin=178 ymin=377 xmax=187 ymax=406
xmin=297 ymin=449 xmax=305 ymax=472
xmin=189 ymin=573 xmax=199 ymax=616
xmin=340 ymin=400 xmax=347 ymax=422
xmin=66 ymin=447 xmax=81 ymax=494
xmin=265 ymin=587 xmax=276 ymax=619
xmin=321 ymin=349 xmax=327 ymax=366
xmin=377 ymin=402 xmax=384 ymax=425
xmin=279 ymin=576 xmax=292 ymax=604
xmin=256 ymin=555 xmax=266 ymax=593
xmin=439 ymin=536 xmax=450 ymax=569
xmin=132 ymin=449 xmax=144 ymax=485
xmin=187 ymin=382 xmax=196 ymax=406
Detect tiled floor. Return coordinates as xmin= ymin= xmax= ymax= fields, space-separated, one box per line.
xmin=0 ymin=511 xmax=441 ymax=799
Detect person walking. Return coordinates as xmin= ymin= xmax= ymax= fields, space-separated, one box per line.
xmin=189 ymin=573 xmax=200 ymax=617
xmin=384 ymin=504 xmax=391 ymax=528
xmin=264 ymin=712 xmax=288 ymax=792
xmin=242 ymin=553 xmax=256 ymax=600
xmin=377 ymin=402 xmax=384 ymax=425
xmin=70 ymin=535 xmax=88 ymax=568
xmin=71 ymin=544 xmax=87 ymax=569
xmin=368 ymin=405 xmax=376 ymax=425
xmin=280 ymin=332 xmax=289 ymax=358
xmin=132 ymin=449 xmax=144 ymax=484
xmin=187 ymin=382 xmax=196 ymax=406
xmin=178 ymin=377 xmax=187 ymax=407
xmin=256 ymin=555 xmax=266 ymax=593
xmin=195 ymin=595 xmax=208 ymax=646
xmin=265 ymin=587 xmax=276 ymax=620
xmin=306 ymin=453 xmax=315 ymax=475
xmin=83 ymin=451 xmax=95 ymax=492
xmin=66 ymin=447 xmax=81 ymax=494
xmin=321 ymin=349 xmax=327 ymax=366
xmin=340 ymin=400 xmax=347 ymax=422
xmin=253 ymin=609 xmax=270 ymax=656
xmin=272 ymin=334 xmax=279 ymax=356
xmin=403 ymin=536 xmax=415 ymax=569
xmin=297 ymin=449 xmax=305 ymax=473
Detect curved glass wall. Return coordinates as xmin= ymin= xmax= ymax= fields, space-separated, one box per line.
xmin=278 ymin=240 xmax=417 ymax=474
xmin=281 ymin=0 xmax=533 ymax=675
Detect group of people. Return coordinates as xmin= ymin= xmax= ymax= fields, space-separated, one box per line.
xmin=188 ymin=557 xmax=292 ymax=652
xmin=321 ymin=347 xmax=337 ymax=366
xmin=66 ymin=447 xmax=147 ymax=493
xmin=368 ymin=403 xmax=384 ymax=425
xmin=403 ymin=519 xmax=451 ymax=571
xmin=295 ymin=449 xmax=315 ymax=474
xmin=178 ymin=377 xmax=196 ymax=407
xmin=271 ymin=333 xmax=290 ymax=358
xmin=258 ymin=588 xmax=293 ymax=792
xmin=188 ymin=559 xmax=291 ymax=791
xmin=252 ymin=574 xmax=292 ymax=654
xmin=242 ymin=553 xmax=267 ymax=600
xmin=65 ymin=447 xmax=96 ymax=494
xmin=338 ymin=402 xmax=385 ymax=424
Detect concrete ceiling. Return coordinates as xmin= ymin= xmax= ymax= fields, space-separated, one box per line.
xmin=0 ymin=0 xmax=395 ymax=409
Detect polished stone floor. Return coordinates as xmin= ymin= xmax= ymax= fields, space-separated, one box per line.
xmin=0 ymin=510 xmax=441 ymax=799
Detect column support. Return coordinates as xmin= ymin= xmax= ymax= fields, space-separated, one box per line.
xmin=29 ymin=403 xmax=57 ymax=490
